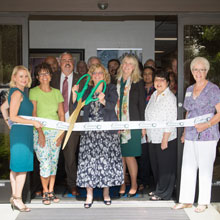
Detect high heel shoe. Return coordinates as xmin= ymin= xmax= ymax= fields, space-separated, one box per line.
xmin=119 ymin=184 xmax=126 ymax=198
xmin=10 ymin=195 xmax=14 ymax=205
xmin=103 ymin=200 xmax=112 ymax=205
xmin=84 ymin=200 xmax=93 ymax=209
xmin=12 ymin=196 xmax=31 ymax=212
xmin=127 ymin=188 xmax=137 ymax=198
xmin=127 ymin=192 xmax=137 ymax=198
xmin=118 ymin=192 xmax=126 ymax=197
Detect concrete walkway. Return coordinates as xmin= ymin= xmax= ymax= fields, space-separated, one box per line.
xmin=1 ymin=200 xmax=219 ymax=220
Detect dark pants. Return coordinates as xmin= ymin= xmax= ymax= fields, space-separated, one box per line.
xmin=149 ymin=139 xmax=177 ymax=200
xmin=137 ymin=142 xmax=151 ymax=186
xmin=62 ymin=132 xmax=80 ymax=191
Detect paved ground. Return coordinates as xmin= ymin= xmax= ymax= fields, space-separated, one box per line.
xmin=1 ymin=199 xmax=220 ymax=220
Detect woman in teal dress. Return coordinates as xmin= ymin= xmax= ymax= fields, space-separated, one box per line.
xmin=116 ymin=55 xmax=146 ymax=197
xmin=8 ymin=66 xmax=42 ymax=212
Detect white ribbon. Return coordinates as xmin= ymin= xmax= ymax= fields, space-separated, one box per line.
xmin=16 ymin=114 xmax=212 ymax=131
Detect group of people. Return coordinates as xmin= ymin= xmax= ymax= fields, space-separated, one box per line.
xmin=1 ymin=53 xmax=220 ymax=213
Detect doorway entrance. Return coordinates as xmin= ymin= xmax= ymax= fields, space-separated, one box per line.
xmin=177 ymin=14 xmax=220 ymax=202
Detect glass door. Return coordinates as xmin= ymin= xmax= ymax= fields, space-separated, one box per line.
xmin=0 ymin=15 xmax=29 ymax=203
xmin=177 ymin=14 xmax=220 ymax=202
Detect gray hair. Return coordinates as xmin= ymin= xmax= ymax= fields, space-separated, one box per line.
xmin=87 ymin=56 xmax=101 ymax=68
xmin=59 ymin=52 xmax=73 ymax=60
xmin=190 ymin=57 xmax=210 ymax=72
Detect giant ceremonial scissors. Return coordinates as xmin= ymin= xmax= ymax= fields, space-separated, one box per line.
xmin=55 ymin=73 xmax=106 ymax=149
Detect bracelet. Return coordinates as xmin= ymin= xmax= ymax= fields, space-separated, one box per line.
xmin=207 ymin=121 xmax=212 ymax=128
xmin=4 ymin=118 xmax=9 ymax=121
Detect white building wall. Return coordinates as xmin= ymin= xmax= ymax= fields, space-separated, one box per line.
xmin=29 ymin=20 xmax=155 ymax=64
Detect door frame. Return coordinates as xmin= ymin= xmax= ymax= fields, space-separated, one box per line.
xmin=176 ymin=13 xmax=220 ymax=201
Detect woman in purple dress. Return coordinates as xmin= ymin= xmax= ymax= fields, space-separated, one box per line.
xmin=173 ymin=57 xmax=220 ymax=213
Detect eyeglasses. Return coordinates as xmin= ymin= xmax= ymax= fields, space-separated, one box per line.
xmin=38 ymin=72 xmax=50 ymax=77
xmin=61 ymin=59 xmax=73 ymax=63
xmin=92 ymin=72 xmax=104 ymax=75
xmin=192 ymin=68 xmax=206 ymax=73
xmin=154 ymin=78 xmax=166 ymax=82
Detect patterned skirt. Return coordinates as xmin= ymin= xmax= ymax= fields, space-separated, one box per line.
xmin=76 ymin=130 xmax=124 ymax=188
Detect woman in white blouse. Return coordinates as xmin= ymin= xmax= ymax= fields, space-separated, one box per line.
xmin=145 ymin=70 xmax=177 ymax=200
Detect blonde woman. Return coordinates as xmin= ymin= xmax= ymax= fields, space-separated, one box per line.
xmin=7 ymin=66 xmax=42 ymax=212
xmin=116 ymin=55 xmax=146 ymax=197
xmin=73 ymin=64 xmax=123 ymax=208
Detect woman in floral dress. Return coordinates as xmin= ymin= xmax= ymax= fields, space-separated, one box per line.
xmin=72 ymin=64 xmax=124 ymax=208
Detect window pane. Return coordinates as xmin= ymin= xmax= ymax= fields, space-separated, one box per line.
xmin=184 ymin=25 xmax=220 ymax=90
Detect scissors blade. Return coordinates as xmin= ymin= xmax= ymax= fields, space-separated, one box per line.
xmin=62 ymin=99 xmax=85 ymax=150
xmin=54 ymin=107 xmax=77 ymax=141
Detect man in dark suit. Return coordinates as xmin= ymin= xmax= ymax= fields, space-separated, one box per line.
xmin=50 ymin=52 xmax=83 ymax=196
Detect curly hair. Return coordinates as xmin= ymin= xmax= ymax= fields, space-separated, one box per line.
xmin=88 ymin=64 xmax=110 ymax=86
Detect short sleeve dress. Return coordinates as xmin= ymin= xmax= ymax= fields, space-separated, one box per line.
xmin=184 ymin=81 xmax=220 ymax=141
xmin=8 ymin=88 xmax=34 ymax=172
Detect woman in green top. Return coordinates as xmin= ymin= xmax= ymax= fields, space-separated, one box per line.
xmin=116 ymin=55 xmax=146 ymax=197
xmin=29 ymin=63 xmax=65 ymax=205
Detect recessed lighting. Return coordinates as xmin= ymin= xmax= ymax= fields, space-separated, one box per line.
xmin=155 ymin=38 xmax=177 ymax=41
xmin=155 ymin=51 xmax=165 ymax=53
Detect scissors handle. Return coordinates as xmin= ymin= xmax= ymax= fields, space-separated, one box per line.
xmin=75 ymin=74 xmax=90 ymax=101
xmin=85 ymin=80 xmax=107 ymax=105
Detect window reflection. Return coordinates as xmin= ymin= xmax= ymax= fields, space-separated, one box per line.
xmin=0 ymin=25 xmax=22 ymax=179
xmin=184 ymin=25 xmax=220 ymax=188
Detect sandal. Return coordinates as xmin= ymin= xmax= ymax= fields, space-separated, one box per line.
xmin=12 ymin=196 xmax=31 ymax=212
xmin=103 ymin=196 xmax=112 ymax=205
xmin=10 ymin=195 xmax=14 ymax=205
xmin=150 ymin=195 xmax=162 ymax=201
xmin=148 ymin=191 xmax=155 ymax=196
xmin=84 ymin=201 xmax=93 ymax=209
xmin=195 ymin=205 xmax=208 ymax=213
xmin=42 ymin=192 xmax=51 ymax=205
xmin=172 ymin=203 xmax=192 ymax=210
xmin=84 ymin=196 xmax=93 ymax=209
xmin=48 ymin=191 xmax=60 ymax=203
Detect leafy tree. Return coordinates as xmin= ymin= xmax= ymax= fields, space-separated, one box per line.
xmin=184 ymin=25 xmax=220 ymax=87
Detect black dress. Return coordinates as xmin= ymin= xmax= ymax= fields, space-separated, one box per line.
xmin=76 ymin=94 xmax=124 ymax=188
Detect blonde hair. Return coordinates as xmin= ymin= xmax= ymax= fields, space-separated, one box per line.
xmin=88 ymin=64 xmax=110 ymax=85
xmin=9 ymin=65 xmax=32 ymax=88
xmin=190 ymin=57 xmax=210 ymax=72
xmin=116 ymin=54 xmax=142 ymax=83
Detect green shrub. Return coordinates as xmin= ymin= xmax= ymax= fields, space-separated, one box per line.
xmin=0 ymin=133 xmax=10 ymax=179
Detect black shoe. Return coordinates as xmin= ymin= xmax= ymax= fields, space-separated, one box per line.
xmin=84 ymin=201 xmax=93 ymax=209
xmin=148 ymin=191 xmax=155 ymax=196
xmin=150 ymin=195 xmax=162 ymax=201
xmin=127 ymin=192 xmax=137 ymax=198
xmin=118 ymin=192 xmax=126 ymax=197
xmin=103 ymin=200 xmax=112 ymax=205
